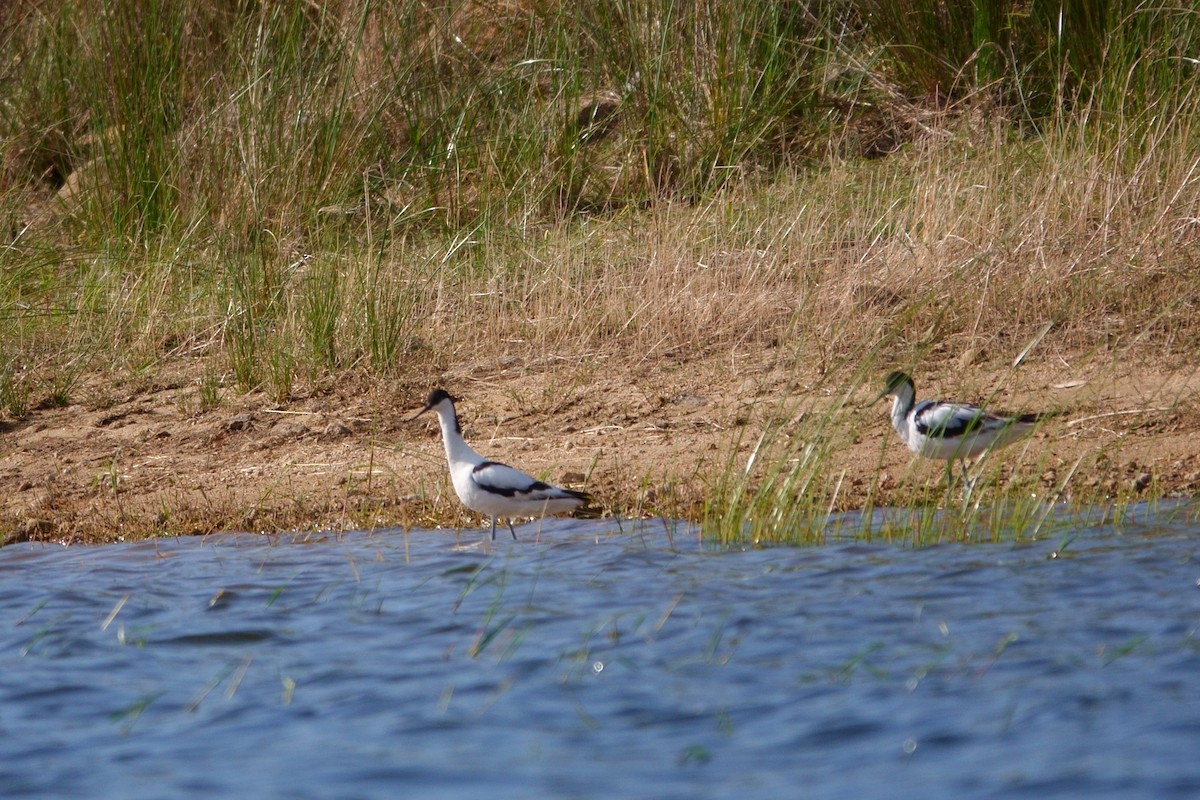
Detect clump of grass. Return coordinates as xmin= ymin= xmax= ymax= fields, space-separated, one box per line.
xmin=702 ymin=371 xmax=866 ymax=546
xmin=302 ymin=256 xmax=341 ymax=373
xmin=0 ymin=360 xmax=31 ymax=419
xmin=265 ymin=334 xmax=295 ymax=403
xmin=198 ymin=372 xmax=222 ymax=412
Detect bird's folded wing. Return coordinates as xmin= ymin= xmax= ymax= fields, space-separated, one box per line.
xmin=472 ymin=460 xmax=548 ymax=497
xmin=913 ymin=401 xmax=986 ymax=438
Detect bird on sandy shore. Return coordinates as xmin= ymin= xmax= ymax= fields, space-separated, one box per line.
xmin=412 ymin=389 xmax=590 ymax=540
xmin=871 ymin=371 xmax=1063 ymax=494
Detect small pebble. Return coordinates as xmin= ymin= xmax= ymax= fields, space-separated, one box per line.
xmin=321 ymin=421 xmax=352 ymax=440
xmin=225 ymin=414 xmax=254 ymax=432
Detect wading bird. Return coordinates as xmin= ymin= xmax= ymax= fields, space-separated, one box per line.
xmin=871 ymin=371 xmax=1061 ymax=495
xmin=413 ymin=389 xmax=590 ymax=540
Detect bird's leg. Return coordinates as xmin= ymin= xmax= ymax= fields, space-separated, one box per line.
xmin=506 ymin=521 xmax=518 ymax=540
xmin=960 ymin=460 xmax=977 ymax=505
xmin=490 ymin=516 xmax=497 ymax=540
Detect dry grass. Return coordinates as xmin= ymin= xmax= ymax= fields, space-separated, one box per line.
xmin=374 ymin=106 xmax=1200 ymax=382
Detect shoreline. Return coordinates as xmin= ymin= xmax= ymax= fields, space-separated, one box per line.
xmin=5 ymin=350 xmax=1198 ymax=546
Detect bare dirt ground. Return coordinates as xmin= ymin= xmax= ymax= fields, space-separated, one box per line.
xmin=3 ymin=349 xmax=1199 ymax=545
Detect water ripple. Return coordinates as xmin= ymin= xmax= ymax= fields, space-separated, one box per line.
xmin=1 ymin=504 xmax=1199 ymax=798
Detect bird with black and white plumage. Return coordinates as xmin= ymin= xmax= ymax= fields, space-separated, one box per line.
xmin=412 ymin=389 xmax=591 ymax=540
xmin=871 ymin=371 xmax=1063 ymax=494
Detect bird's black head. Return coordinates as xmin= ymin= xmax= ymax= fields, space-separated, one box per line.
xmin=883 ymin=371 xmax=913 ymax=394
xmin=424 ymin=388 xmax=456 ymax=408
xmin=411 ymin=388 xmax=459 ymax=422
xmin=870 ymin=371 xmax=915 ymax=405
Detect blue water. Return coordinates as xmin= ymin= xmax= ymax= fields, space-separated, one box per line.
xmin=2 ymin=504 xmax=1198 ymax=799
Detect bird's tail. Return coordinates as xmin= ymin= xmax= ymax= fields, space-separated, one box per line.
xmin=563 ymin=488 xmax=593 ymax=505
xmin=1017 ymin=409 xmax=1069 ymax=424
xmin=563 ymin=488 xmax=600 ymax=517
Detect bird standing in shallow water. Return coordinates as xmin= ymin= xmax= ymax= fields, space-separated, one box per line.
xmin=871 ymin=371 xmax=1062 ymax=495
xmin=413 ymin=389 xmax=590 ymax=540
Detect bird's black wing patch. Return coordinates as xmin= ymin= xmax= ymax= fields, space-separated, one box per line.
xmin=471 ymin=460 xmax=555 ymax=497
xmin=471 ymin=460 xmax=517 ymax=497
xmin=913 ymin=401 xmax=985 ymax=439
